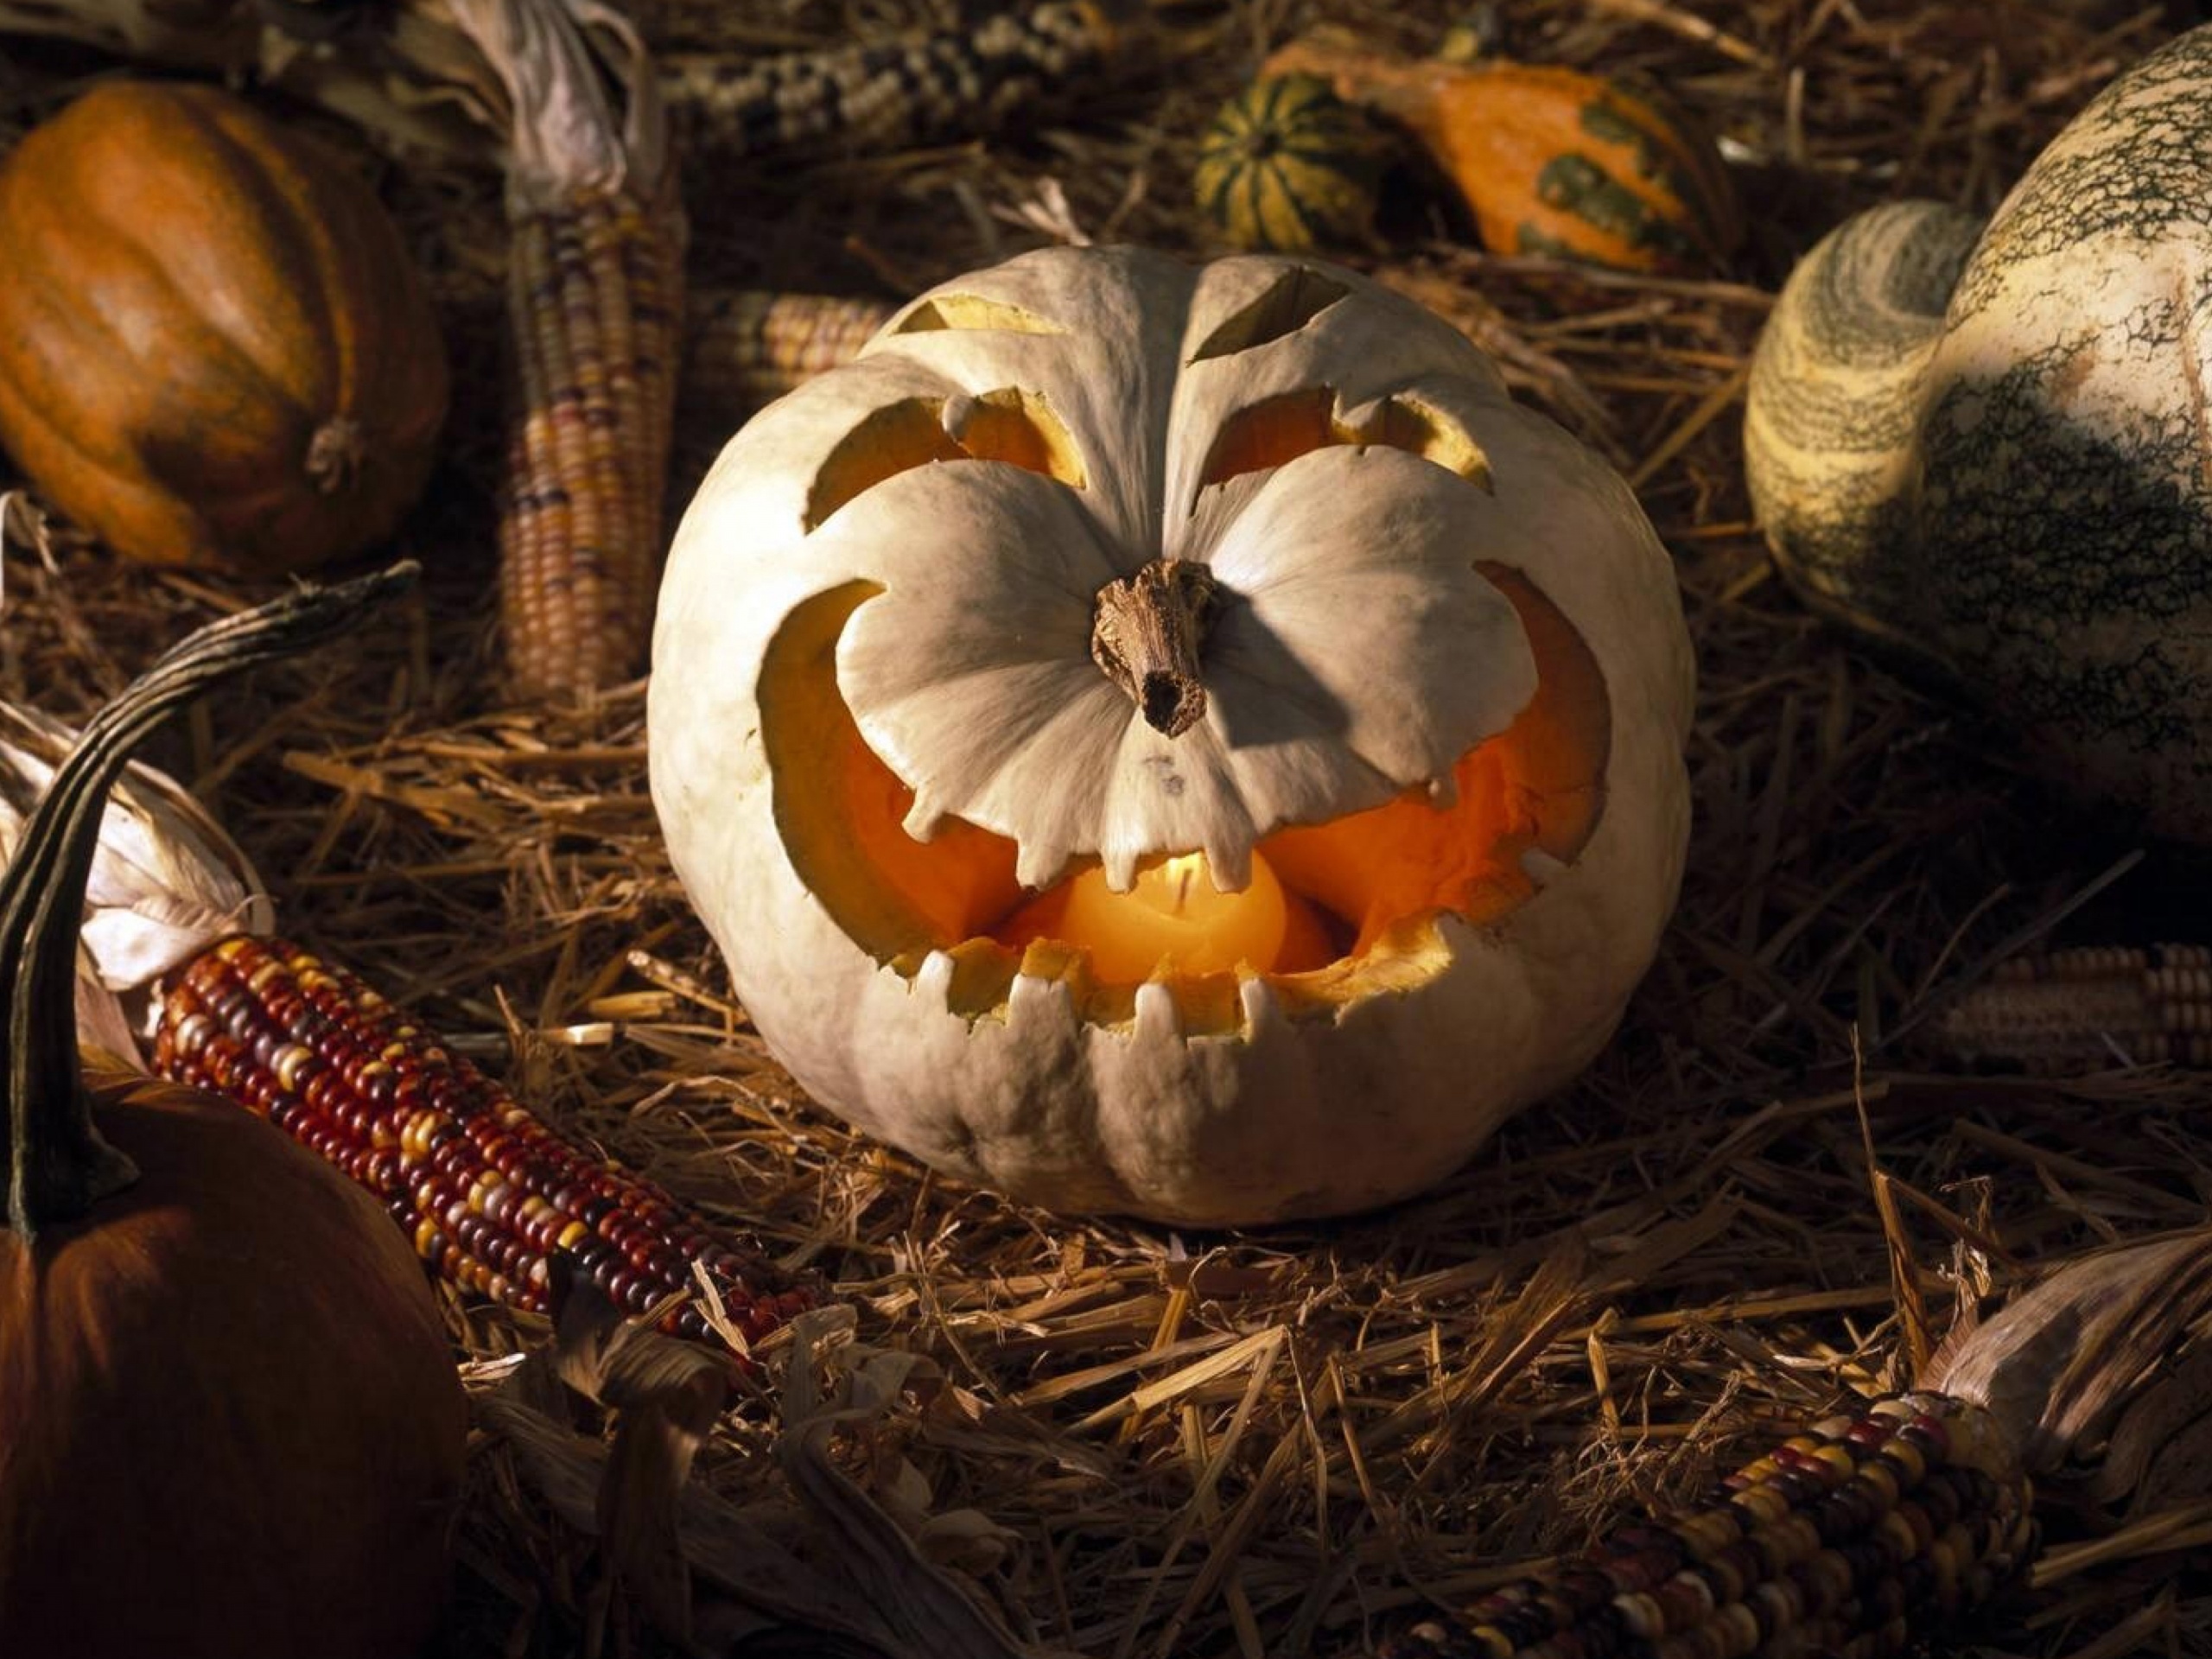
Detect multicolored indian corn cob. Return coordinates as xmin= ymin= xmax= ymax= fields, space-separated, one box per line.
xmin=1938 ymin=944 xmax=2212 ymax=1070
xmin=659 ymin=0 xmax=1136 ymax=162
xmin=152 ymin=934 xmax=812 ymax=1348
xmin=1381 ymin=1394 xmax=2036 ymax=1659
xmin=439 ymin=0 xmax=685 ymax=701
xmin=496 ymin=182 xmax=683 ymax=698
xmin=683 ymin=289 xmax=896 ymax=421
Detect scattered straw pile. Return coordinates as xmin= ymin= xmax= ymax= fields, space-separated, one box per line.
xmin=5 ymin=1 xmax=2211 ymax=1655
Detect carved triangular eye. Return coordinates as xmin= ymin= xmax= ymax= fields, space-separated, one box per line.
xmin=804 ymin=388 xmax=1086 ymax=530
xmin=1187 ymin=265 xmax=1350 ymax=361
xmin=1194 ymin=385 xmax=1491 ymax=506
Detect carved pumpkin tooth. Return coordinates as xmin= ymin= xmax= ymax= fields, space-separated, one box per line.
xmin=1236 ymin=973 xmax=1284 ymax=1037
xmin=1008 ymin=968 xmax=1079 ymax=1024
xmin=1520 ymin=848 xmax=1568 ymax=888
xmin=1205 ymin=842 xmax=1254 ymax=893
xmin=652 ymin=246 xmax=1693 ymax=1224
xmin=1133 ymin=980 xmax=1185 ymax=1039
xmin=914 ymin=949 xmax=962 ymax=1008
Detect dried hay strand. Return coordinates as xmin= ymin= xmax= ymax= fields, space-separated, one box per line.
xmin=4 ymin=1 xmax=2212 ymax=1656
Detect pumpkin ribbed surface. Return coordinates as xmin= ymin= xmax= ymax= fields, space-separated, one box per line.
xmin=0 ymin=1070 xmax=467 ymax=1659
xmin=1194 ymin=73 xmax=1385 ymax=252
xmin=0 ymin=80 xmax=448 ymax=575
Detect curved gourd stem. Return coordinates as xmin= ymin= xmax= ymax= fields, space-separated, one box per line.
xmin=1743 ymin=200 xmax=1985 ymax=641
xmin=1 ymin=562 xmax=418 ymax=1236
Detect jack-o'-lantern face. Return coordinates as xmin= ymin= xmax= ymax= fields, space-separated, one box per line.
xmin=651 ymin=248 xmax=1693 ymax=1226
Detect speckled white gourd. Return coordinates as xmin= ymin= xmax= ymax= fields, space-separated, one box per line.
xmin=1746 ymin=27 xmax=2212 ymax=838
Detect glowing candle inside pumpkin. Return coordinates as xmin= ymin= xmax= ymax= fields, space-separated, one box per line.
xmin=1055 ymin=851 xmax=1288 ymax=982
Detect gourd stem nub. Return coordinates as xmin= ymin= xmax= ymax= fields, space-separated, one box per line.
xmin=0 ymin=561 xmax=416 ymax=1236
xmin=1090 ymin=558 xmax=1217 ymax=739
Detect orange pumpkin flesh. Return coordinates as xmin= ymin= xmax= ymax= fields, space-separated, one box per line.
xmin=0 ymin=569 xmax=464 ymax=1659
xmin=0 ymin=1066 xmax=466 ymax=1659
xmin=0 ymin=81 xmax=449 ymax=575
xmin=760 ymin=563 xmax=1611 ymax=1037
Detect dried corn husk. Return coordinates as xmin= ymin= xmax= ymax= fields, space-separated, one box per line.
xmin=480 ymin=1287 xmax=1060 ymax=1658
xmin=0 ymin=700 xmax=265 ymax=1056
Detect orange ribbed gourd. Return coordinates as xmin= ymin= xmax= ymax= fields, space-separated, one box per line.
xmin=0 ymin=81 xmax=448 ymax=575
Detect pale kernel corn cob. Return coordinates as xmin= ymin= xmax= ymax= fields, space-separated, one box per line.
xmin=1381 ymin=1395 xmax=2034 ymax=1659
xmin=661 ymin=0 xmax=1133 ymax=162
xmin=152 ymin=934 xmax=813 ymax=1349
xmin=683 ymin=289 xmax=895 ymax=419
xmin=1938 ymin=944 xmax=2212 ymax=1070
xmin=499 ymin=185 xmax=683 ymax=699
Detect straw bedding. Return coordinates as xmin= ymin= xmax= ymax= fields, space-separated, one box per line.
xmin=3 ymin=2 xmax=2209 ymax=1654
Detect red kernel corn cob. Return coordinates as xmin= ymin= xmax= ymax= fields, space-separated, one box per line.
xmin=152 ymin=934 xmax=811 ymax=1349
xmin=1380 ymin=1395 xmax=2034 ymax=1659
xmin=683 ymin=289 xmax=895 ymax=422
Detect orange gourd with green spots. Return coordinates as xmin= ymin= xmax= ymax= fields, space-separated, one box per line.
xmin=1263 ymin=40 xmax=1740 ymax=275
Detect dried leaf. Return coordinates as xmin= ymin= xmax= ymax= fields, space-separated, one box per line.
xmin=1924 ymin=1227 xmax=2212 ymax=1473
xmin=480 ymin=1294 xmax=1052 ymax=1658
xmin=1856 ymin=1037 xmax=1934 ymax=1376
xmin=775 ymin=1308 xmax=1058 ymax=1659
xmin=2090 ymin=1344 xmax=2212 ymax=1512
xmin=244 ymin=0 xmax=509 ymax=166
xmin=550 ymin=1274 xmax=736 ymax=1639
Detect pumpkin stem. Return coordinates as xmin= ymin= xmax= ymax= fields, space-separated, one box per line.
xmin=0 ymin=562 xmax=417 ymax=1237
xmin=1090 ymin=558 xmax=1217 ymax=739
xmin=305 ymin=417 xmax=368 ymax=495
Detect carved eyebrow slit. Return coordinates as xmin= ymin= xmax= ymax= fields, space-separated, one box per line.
xmin=804 ymin=387 xmax=1087 ymax=530
xmin=1193 ymin=385 xmax=1491 ymax=505
xmin=892 ymin=293 xmax=1066 ymax=335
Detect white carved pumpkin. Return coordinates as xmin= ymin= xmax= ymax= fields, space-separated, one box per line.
xmin=650 ymin=246 xmax=1694 ymax=1225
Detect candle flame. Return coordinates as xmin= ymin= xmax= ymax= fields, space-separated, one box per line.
xmin=1161 ymin=851 xmax=1206 ymax=916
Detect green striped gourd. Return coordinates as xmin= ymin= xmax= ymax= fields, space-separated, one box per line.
xmin=1194 ymin=73 xmax=1388 ymax=253
xmin=1745 ymin=26 xmax=2212 ymax=841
